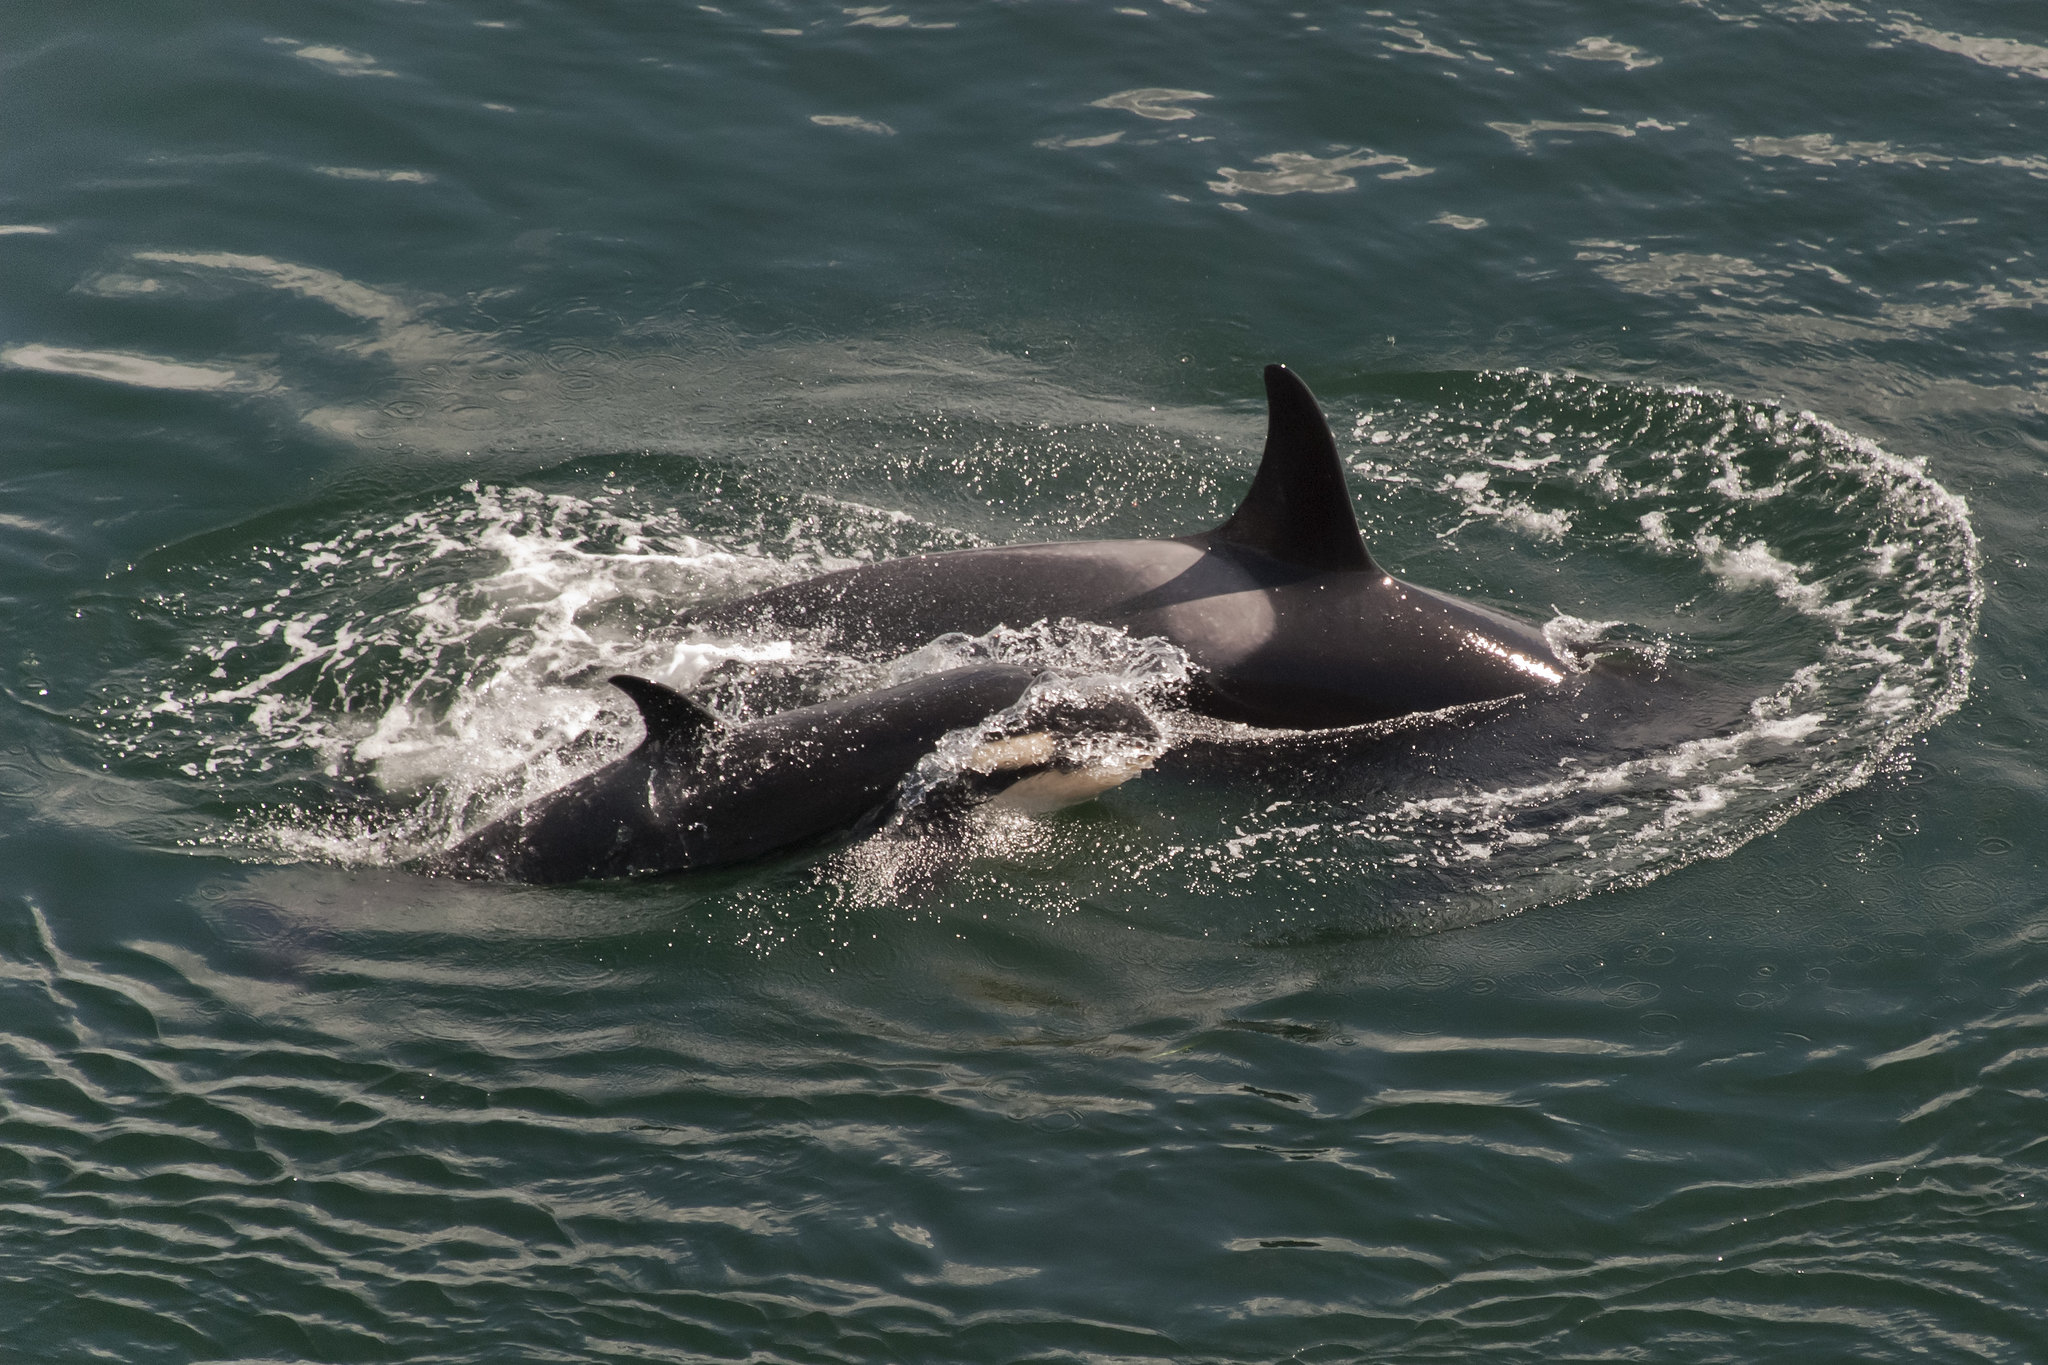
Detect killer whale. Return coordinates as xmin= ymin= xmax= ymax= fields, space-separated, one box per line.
xmin=679 ymin=365 xmax=1568 ymax=729
xmin=426 ymin=365 xmax=1570 ymax=883
xmin=430 ymin=664 xmax=1159 ymax=884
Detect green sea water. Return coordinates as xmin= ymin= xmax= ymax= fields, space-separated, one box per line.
xmin=1 ymin=1 xmax=2043 ymax=1360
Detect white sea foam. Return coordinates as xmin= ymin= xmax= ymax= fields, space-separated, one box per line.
xmin=1209 ymin=147 xmax=1431 ymax=197
xmin=1695 ymin=533 xmax=1849 ymax=621
xmin=2 ymin=344 xmax=253 ymax=392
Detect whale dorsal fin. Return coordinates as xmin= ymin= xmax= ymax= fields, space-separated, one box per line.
xmin=1203 ymin=364 xmax=1376 ymax=575
xmin=609 ymin=675 xmax=721 ymax=754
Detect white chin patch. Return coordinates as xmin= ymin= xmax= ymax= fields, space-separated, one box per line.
xmin=966 ymin=732 xmax=1059 ymax=774
xmin=967 ymin=730 xmax=1154 ymax=815
xmin=987 ymin=757 xmax=1153 ymax=815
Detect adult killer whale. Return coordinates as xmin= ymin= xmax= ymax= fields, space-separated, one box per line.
xmin=429 ymin=664 xmax=1160 ymax=884
xmin=680 ymin=365 xmax=1568 ymax=729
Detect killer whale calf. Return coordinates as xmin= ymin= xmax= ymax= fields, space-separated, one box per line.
xmin=680 ymin=364 xmax=1568 ymax=730
xmin=430 ymin=664 xmax=1160 ymax=884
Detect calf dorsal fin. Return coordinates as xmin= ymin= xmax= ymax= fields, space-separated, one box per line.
xmin=1203 ymin=364 xmax=1376 ymax=575
xmin=609 ymin=675 xmax=721 ymax=755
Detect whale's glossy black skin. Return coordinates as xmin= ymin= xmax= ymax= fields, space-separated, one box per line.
xmin=680 ymin=365 xmax=1567 ymax=729
xmin=432 ymin=664 xmax=1043 ymax=884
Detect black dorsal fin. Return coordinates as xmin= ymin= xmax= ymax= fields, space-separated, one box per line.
xmin=609 ymin=675 xmax=721 ymax=754
xmin=1204 ymin=364 xmax=1376 ymax=574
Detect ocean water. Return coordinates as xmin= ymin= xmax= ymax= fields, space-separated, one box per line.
xmin=1 ymin=1 xmax=2043 ymax=1360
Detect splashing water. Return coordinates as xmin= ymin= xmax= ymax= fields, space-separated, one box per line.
xmin=86 ymin=369 xmax=1977 ymax=934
